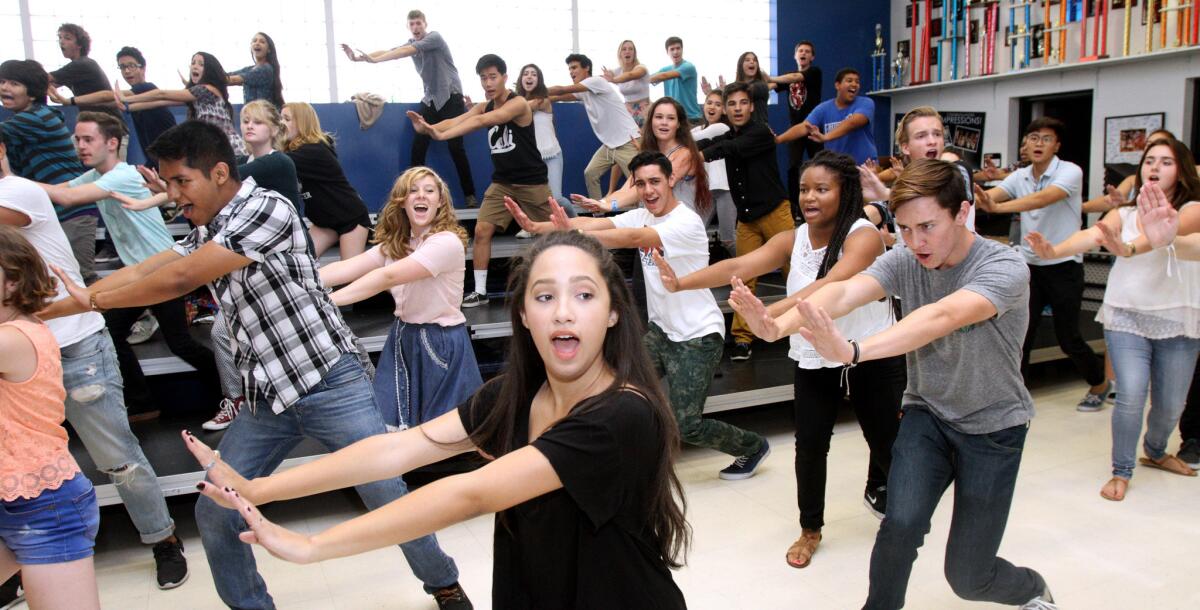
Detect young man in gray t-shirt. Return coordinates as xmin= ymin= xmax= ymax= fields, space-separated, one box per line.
xmin=341 ymin=9 xmax=477 ymax=205
xmin=730 ymin=159 xmax=1056 ymax=610
xmin=977 ymin=117 xmax=1107 ymax=410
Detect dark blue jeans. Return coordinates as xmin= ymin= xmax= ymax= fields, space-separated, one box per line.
xmin=863 ymin=407 xmax=1045 ymax=609
xmin=195 ymin=354 xmax=459 ymax=609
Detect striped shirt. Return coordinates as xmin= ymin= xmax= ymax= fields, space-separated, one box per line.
xmin=172 ymin=177 xmax=358 ymax=413
xmin=0 ymin=104 xmax=92 ymax=221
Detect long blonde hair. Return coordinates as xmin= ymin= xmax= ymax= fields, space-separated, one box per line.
xmin=374 ymin=167 xmax=469 ymax=260
xmin=282 ymin=101 xmax=333 ymax=151
xmin=240 ymin=99 xmax=286 ymax=151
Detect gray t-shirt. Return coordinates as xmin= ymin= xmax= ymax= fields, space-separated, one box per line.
xmin=997 ymin=156 xmax=1083 ymax=266
xmin=408 ymin=31 xmax=462 ymax=109
xmin=862 ymin=236 xmax=1035 ymax=434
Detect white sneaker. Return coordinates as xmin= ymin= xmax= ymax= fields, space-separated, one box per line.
xmin=1019 ymin=587 xmax=1059 ymax=609
xmin=202 ymin=397 xmax=242 ymax=431
xmin=127 ymin=313 xmax=159 ymax=345
xmin=516 ymin=229 xmax=534 ymax=239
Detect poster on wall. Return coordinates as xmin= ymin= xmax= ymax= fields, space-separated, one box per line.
xmin=895 ymin=111 xmax=987 ymax=168
xmin=1104 ymin=112 xmax=1164 ymax=164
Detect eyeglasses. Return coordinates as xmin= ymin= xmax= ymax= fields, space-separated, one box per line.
xmin=1025 ymin=134 xmax=1056 ymax=144
xmin=118 ymin=63 xmax=142 ymax=71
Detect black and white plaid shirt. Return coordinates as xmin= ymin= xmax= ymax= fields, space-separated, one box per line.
xmin=173 ymin=177 xmax=359 ymax=413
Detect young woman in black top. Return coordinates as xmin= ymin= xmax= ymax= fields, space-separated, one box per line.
xmin=184 ymin=230 xmax=690 ymax=609
xmin=281 ymin=102 xmax=372 ymax=259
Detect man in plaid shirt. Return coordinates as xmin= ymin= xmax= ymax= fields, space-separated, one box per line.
xmin=45 ymin=121 xmax=472 ymax=610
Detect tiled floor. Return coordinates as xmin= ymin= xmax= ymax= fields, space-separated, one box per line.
xmin=50 ymin=374 xmax=1200 ymax=609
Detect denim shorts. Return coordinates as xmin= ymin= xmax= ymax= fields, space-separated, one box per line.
xmin=0 ymin=473 xmax=99 ymax=564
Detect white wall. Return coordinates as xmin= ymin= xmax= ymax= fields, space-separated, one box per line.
xmin=885 ymin=1 xmax=1200 ymax=198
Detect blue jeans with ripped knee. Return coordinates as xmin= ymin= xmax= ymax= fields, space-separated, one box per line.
xmin=61 ymin=328 xmax=175 ymax=544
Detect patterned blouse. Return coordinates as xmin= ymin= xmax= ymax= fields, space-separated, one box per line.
xmin=188 ymin=85 xmax=247 ymax=156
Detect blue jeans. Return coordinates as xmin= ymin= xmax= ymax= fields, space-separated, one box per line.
xmin=195 ymin=353 xmax=459 ymax=610
xmin=864 ymin=408 xmax=1045 ymax=609
xmin=543 ymin=152 xmax=577 ymax=217
xmin=1105 ymin=330 xmax=1200 ymax=479
xmin=61 ymin=328 xmax=175 ymax=544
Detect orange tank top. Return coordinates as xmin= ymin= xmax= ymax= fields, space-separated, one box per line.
xmin=0 ymin=319 xmax=80 ymax=502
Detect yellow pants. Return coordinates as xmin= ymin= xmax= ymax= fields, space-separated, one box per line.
xmin=732 ymin=200 xmax=794 ymax=345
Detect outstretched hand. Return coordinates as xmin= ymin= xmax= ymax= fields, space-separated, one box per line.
xmin=406 ymin=111 xmax=433 ymax=136
xmin=795 ymin=300 xmax=854 ymax=364
xmin=48 ymin=265 xmax=91 ymax=310
xmin=700 ymin=76 xmax=713 ymax=95
xmin=1093 ymin=220 xmax=1125 ymax=256
xmin=136 ymin=165 xmax=167 ymax=194
xmin=340 ymin=43 xmax=363 ymax=62
xmin=182 ymin=430 xmax=253 ymax=507
xmin=1137 ymin=181 xmax=1179 ymax=250
xmin=197 ymin=482 xmax=318 ymax=564
xmin=804 ymin=122 xmax=824 ymax=143
xmin=1023 ymin=231 xmax=1059 ymax=260
xmin=727 ymin=277 xmax=780 ymax=342
xmin=859 ymin=163 xmax=890 ymax=201
xmin=1103 ymin=185 xmax=1125 ymax=211
xmin=570 ymin=194 xmax=606 ymax=214
xmin=503 ymin=197 xmax=544 ymax=234
xmin=548 ymin=198 xmax=572 ymax=231
xmin=973 ymin=184 xmax=997 ymax=213
xmin=651 ymin=250 xmax=681 ymax=292
xmin=601 ymin=66 xmax=616 ymax=82
xmin=47 ymin=86 xmax=69 ymax=106
xmin=112 ymin=79 xmax=128 ymax=111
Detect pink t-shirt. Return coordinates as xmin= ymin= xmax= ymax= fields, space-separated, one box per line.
xmin=367 ymin=230 xmax=467 ymax=326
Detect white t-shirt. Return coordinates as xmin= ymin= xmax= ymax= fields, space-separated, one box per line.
xmin=610 ymin=203 xmax=725 ymax=341
xmin=787 ymin=219 xmax=894 ymax=368
xmin=0 ymin=176 xmax=104 ymax=348
xmin=577 ymin=76 xmax=640 ymax=149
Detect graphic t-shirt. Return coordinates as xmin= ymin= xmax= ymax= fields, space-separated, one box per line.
xmin=484 ymin=98 xmax=547 ymax=185
xmin=610 ymin=204 xmax=725 ymax=341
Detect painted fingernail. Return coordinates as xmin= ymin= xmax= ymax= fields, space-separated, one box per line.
xmin=224 ymin=486 xmax=231 ymax=492
xmin=196 ymin=482 xmax=206 ymax=491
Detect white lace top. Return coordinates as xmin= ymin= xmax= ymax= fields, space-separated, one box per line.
xmin=1096 ymin=202 xmax=1200 ymax=339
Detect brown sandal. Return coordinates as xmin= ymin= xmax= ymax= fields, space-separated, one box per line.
xmin=1138 ymin=454 xmax=1198 ymax=477
xmin=1100 ymin=477 xmax=1129 ymax=501
xmin=785 ymin=529 xmax=822 ymax=569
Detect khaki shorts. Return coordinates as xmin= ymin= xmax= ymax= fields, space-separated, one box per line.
xmin=478 ymin=182 xmax=553 ymax=231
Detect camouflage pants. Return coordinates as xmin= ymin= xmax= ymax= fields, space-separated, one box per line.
xmin=644 ymin=323 xmax=765 ymax=457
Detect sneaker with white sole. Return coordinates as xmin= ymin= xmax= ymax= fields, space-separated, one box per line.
xmin=1019 ymin=587 xmax=1058 ymax=609
xmin=516 ymin=229 xmax=534 ymax=239
xmin=1077 ymin=381 xmax=1110 ymax=412
xmin=203 ymin=397 xmax=242 ymax=431
xmin=462 ymin=292 xmax=489 ymax=308
xmin=127 ymin=313 xmax=160 ymax=345
xmin=152 ymin=538 xmax=189 ymax=589
xmin=719 ymin=439 xmax=770 ymax=480
xmin=1177 ymin=438 xmax=1200 ymax=470
xmin=864 ymin=485 xmax=887 ymax=520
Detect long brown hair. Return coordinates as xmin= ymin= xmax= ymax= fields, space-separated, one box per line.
xmin=1132 ymin=138 xmax=1200 ymax=210
xmin=638 ymin=97 xmax=711 ymax=213
xmin=735 ymin=51 xmax=769 ymax=84
xmin=465 ymin=231 xmax=690 ymax=567
xmin=374 ymin=167 xmax=468 ymax=259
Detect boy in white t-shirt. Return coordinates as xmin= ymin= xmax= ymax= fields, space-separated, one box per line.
xmin=546 ymin=54 xmax=641 ymax=201
xmin=506 ymin=151 xmax=770 ymax=480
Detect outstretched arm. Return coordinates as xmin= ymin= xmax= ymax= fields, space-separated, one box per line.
xmin=655 ymin=230 xmax=793 ymax=292
xmin=341 ymin=43 xmax=417 ymax=64
xmin=329 ymin=257 xmax=432 ymax=306
xmin=728 ymin=272 xmax=887 ymax=343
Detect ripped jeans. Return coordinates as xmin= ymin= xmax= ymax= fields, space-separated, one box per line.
xmin=61 ymin=328 xmax=175 ymax=544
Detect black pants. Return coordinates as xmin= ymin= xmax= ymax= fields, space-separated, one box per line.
xmin=104 ymin=298 xmax=219 ymax=412
xmin=1021 ymin=261 xmax=1105 ymax=386
xmin=793 ymin=356 xmax=906 ymax=531
xmin=411 ymin=92 xmax=475 ymax=198
xmin=1180 ymin=358 xmax=1200 ymax=442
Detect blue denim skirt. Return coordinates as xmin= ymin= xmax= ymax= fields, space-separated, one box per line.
xmin=373 ymin=320 xmax=483 ymax=430
xmin=0 ymin=473 xmax=99 ymax=564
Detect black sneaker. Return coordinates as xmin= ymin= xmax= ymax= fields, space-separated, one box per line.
xmin=153 ymin=538 xmax=189 ymax=589
xmin=1178 ymin=438 xmax=1200 ymax=470
xmin=864 ymin=485 xmax=887 ymax=520
xmin=730 ymin=342 xmax=752 ymax=361
xmin=0 ymin=574 xmax=22 ymax=610
xmin=432 ymin=582 xmax=473 ymax=610
xmin=719 ymin=439 xmax=770 ymax=480
xmin=461 ymin=292 xmax=489 ymax=308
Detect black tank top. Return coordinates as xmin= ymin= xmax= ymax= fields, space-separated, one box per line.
xmin=486 ymin=97 xmax=548 ymax=185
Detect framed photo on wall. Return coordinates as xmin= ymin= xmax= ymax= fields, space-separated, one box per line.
xmin=1104 ymin=112 xmax=1164 ymax=164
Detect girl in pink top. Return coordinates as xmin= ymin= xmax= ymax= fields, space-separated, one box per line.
xmin=0 ymin=226 xmax=100 ymax=609
xmin=320 ymin=167 xmax=483 ymax=431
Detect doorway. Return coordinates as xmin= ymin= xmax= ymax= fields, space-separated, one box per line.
xmin=1018 ymin=90 xmax=1094 ymax=196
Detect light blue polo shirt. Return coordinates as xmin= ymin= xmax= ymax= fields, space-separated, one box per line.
xmin=69 ymin=162 xmax=174 ymax=265
xmin=998 ymin=156 xmax=1083 ymax=265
